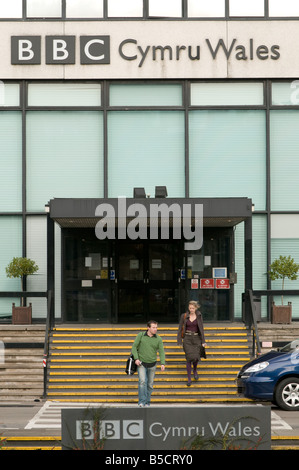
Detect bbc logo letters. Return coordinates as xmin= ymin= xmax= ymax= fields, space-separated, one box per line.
xmin=62 ymin=406 xmax=271 ymax=450
xmin=11 ymin=36 xmax=110 ymax=64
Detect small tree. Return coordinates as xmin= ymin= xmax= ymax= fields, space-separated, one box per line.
xmin=268 ymin=255 xmax=299 ymax=305
xmin=5 ymin=257 xmax=39 ymax=307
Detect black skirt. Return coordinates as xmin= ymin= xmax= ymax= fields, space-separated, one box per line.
xmin=183 ymin=334 xmax=201 ymax=362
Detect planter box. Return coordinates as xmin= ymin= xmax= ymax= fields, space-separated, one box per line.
xmin=271 ymin=302 xmax=292 ymax=324
xmin=12 ymin=303 xmax=32 ymax=325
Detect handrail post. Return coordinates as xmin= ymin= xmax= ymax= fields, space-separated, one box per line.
xmin=43 ymin=290 xmax=52 ymax=398
xmin=244 ymin=289 xmax=261 ymax=357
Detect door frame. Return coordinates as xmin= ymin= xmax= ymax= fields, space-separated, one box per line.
xmin=114 ymin=238 xmax=183 ymax=323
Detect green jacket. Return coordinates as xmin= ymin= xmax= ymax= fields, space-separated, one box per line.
xmin=132 ymin=331 xmax=165 ymax=365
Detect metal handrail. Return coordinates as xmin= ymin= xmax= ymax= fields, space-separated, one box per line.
xmin=43 ymin=290 xmax=53 ymax=398
xmin=244 ymin=289 xmax=261 ymax=357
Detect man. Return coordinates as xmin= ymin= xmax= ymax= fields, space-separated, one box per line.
xmin=131 ymin=320 xmax=165 ymax=407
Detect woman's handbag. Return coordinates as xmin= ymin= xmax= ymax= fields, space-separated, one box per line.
xmin=181 ymin=313 xmax=187 ymax=338
xmin=200 ymin=345 xmax=206 ymax=359
xmin=125 ymin=353 xmax=137 ymax=375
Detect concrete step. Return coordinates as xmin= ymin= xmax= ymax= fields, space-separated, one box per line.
xmin=46 ymin=324 xmax=252 ymax=403
xmin=0 ymin=326 xmax=45 ymax=402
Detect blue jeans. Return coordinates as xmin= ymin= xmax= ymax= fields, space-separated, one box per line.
xmin=137 ymin=364 xmax=157 ymax=406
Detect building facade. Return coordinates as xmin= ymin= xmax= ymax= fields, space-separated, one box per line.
xmin=1 ymin=0 xmax=299 ymax=324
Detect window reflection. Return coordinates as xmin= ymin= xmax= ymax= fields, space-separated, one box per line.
xmin=27 ymin=0 xmax=62 ymax=17
xmin=0 ymin=0 xmax=22 ymax=18
xmin=188 ymin=0 xmax=225 ymax=18
xmin=108 ymin=0 xmax=143 ymax=17
xmin=269 ymin=0 xmax=299 ymax=17
xmin=149 ymin=0 xmax=182 ymax=17
xmin=229 ymin=0 xmax=264 ymax=17
xmin=66 ymin=0 xmax=103 ymax=18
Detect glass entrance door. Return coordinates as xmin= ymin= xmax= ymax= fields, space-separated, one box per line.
xmin=63 ymin=229 xmax=111 ymax=322
xmin=117 ymin=241 xmax=180 ymax=323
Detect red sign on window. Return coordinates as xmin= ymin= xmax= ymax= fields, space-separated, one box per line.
xmin=191 ymin=279 xmax=199 ymax=289
xmin=200 ymin=279 xmax=214 ymax=289
xmin=215 ymin=279 xmax=230 ymax=289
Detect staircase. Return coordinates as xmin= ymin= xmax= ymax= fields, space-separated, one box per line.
xmin=45 ymin=324 xmax=252 ymax=404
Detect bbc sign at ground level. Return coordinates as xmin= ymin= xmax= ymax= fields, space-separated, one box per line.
xmin=61 ymin=406 xmax=271 ymax=451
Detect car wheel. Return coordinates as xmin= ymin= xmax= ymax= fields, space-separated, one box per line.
xmin=275 ymin=377 xmax=299 ymax=411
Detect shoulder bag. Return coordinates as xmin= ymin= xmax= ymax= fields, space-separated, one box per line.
xmin=125 ymin=332 xmax=143 ymax=375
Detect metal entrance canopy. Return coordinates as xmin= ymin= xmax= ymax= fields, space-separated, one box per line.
xmin=46 ymin=197 xmax=253 ymax=321
xmin=48 ymin=197 xmax=253 ymax=228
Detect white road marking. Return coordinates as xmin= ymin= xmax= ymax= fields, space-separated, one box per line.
xmin=271 ymin=411 xmax=292 ymax=431
xmin=25 ymin=401 xmax=294 ymax=432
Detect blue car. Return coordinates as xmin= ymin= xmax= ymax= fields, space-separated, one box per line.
xmin=237 ymin=339 xmax=299 ymax=411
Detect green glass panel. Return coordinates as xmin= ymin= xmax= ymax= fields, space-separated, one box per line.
xmin=191 ymin=82 xmax=264 ymax=106
xmin=0 ymin=112 xmax=22 ymax=211
xmin=270 ymin=111 xmax=299 ymax=210
xmin=189 ymin=110 xmax=266 ymax=210
xmin=110 ymin=84 xmax=182 ymax=106
xmin=107 ymin=111 xmax=185 ymax=197
xmin=28 ymin=83 xmax=101 ymax=107
xmin=26 ymin=111 xmax=104 ymax=211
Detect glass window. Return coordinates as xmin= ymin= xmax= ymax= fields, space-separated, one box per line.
xmin=229 ymin=0 xmax=264 ymax=17
xmin=26 ymin=111 xmax=104 ymax=211
xmin=109 ymin=83 xmax=182 ymax=106
xmin=0 ymin=83 xmax=20 ymax=107
xmin=270 ymin=111 xmax=299 ymax=210
xmin=0 ymin=216 xmax=22 ymax=317
xmin=271 ymin=238 xmax=299 ymax=292
xmin=0 ymin=112 xmax=22 ymax=212
xmin=0 ymin=217 xmax=22 ymax=292
xmin=0 ymin=0 xmax=22 ymax=18
xmin=27 ymin=0 xmax=62 ymax=17
xmin=149 ymin=0 xmax=182 ymax=17
xmin=269 ymin=0 xmax=299 ymax=17
xmin=107 ymin=111 xmax=185 ymax=197
xmin=188 ymin=0 xmax=225 ymax=18
xmin=252 ymin=215 xmax=267 ymax=290
xmin=191 ymin=82 xmax=264 ymax=106
xmin=28 ymin=83 xmax=101 ymax=107
xmin=66 ymin=0 xmax=103 ymax=18
xmin=26 ymin=216 xmax=47 ymax=318
xmin=189 ymin=110 xmax=266 ymax=210
xmin=271 ymin=214 xmax=299 ymax=239
xmin=272 ymin=81 xmax=299 ymax=106
xmin=234 ymin=222 xmax=244 ymax=319
xmin=235 ymin=219 xmax=268 ymax=318
xmin=107 ymin=0 xmax=143 ymax=17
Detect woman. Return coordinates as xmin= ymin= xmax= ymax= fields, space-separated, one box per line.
xmin=177 ymin=300 xmax=206 ymax=387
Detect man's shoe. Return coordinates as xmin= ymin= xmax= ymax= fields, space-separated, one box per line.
xmin=186 ymin=381 xmax=191 ymax=387
xmin=194 ymin=373 xmax=199 ymax=381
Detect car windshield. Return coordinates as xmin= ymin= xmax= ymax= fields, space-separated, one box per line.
xmin=279 ymin=339 xmax=299 ymax=353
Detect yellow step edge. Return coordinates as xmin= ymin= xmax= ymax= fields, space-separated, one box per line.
xmin=47 ymin=390 xmax=239 ymax=396
xmin=2 ymin=447 xmax=61 ymax=451
xmin=51 ymin=344 xmax=248 ymax=349
xmin=272 ymin=446 xmax=299 ymax=450
xmin=52 ymin=330 xmax=247 ymax=335
xmin=49 ymin=377 xmax=236 ymax=382
xmin=49 ymin=364 xmax=241 ymax=369
xmin=49 ymin=358 xmax=249 ymax=363
xmin=271 ymin=436 xmax=299 ymax=441
xmin=53 ymin=326 xmax=246 ymax=331
xmin=52 ymin=337 xmax=247 ymax=345
xmin=48 ymin=383 xmax=236 ymax=389
xmin=4 ymin=437 xmax=61 ymax=441
xmin=49 ymin=370 xmax=239 ymax=375
xmin=50 ymin=351 xmax=249 ymax=356
xmin=49 ymin=361 xmax=248 ymax=366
